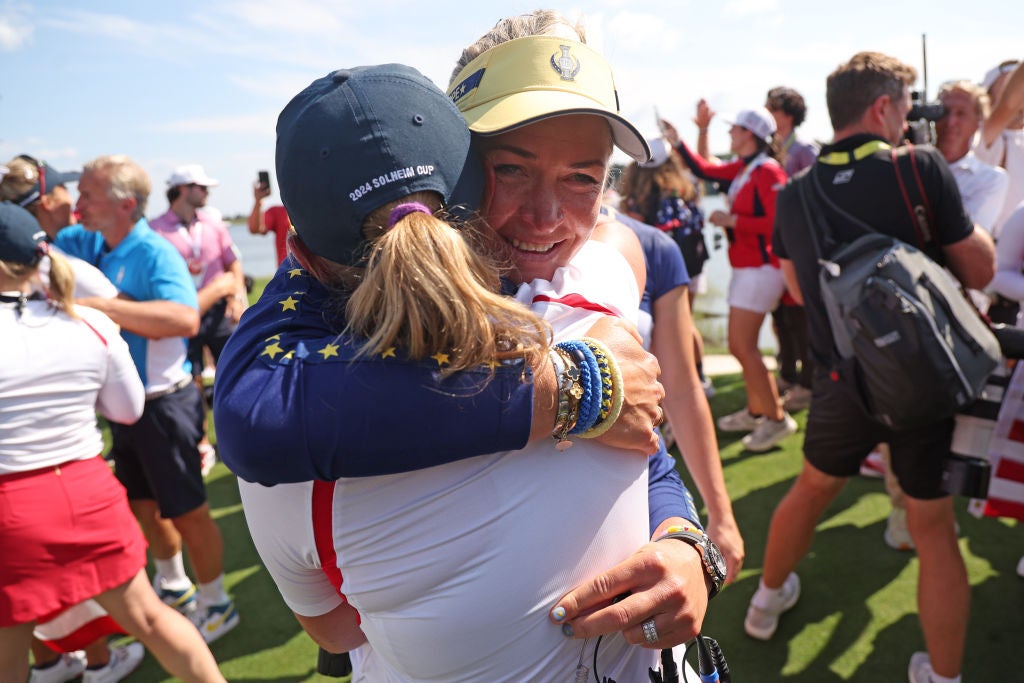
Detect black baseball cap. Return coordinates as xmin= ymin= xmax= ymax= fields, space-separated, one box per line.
xmin=0 ymin=202 xmax=47 ymax=266
xmin=276 ymin=64 xmax=483 ymax=266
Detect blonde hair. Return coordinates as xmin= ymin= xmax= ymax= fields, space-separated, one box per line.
xmin=0 ymin=249 xmax=79 ymax=320
xmin=348 ymin=205 xmax=549 ymax=374
xmin=617 ymin=149 xmax=697 ymax=222
xmin=0 ymin=157 xmax=39 ymax=208
xmin=83 ymin=155 xmax=151 ymax=221
xmin=288 ymin=192 xmax=549 ymax=375
xmin=450 ymin=9 xmax=586 ymax=84
xmin=938 ymin=80 xmax=991 ymax=120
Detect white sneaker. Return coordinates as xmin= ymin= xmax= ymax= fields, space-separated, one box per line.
xmin=884 ymin=508 xmax=915 ymax=551
xmin=717 ymin=408 xmax=762 ymax=433
xmin=859 ymin=450 xmax=886 ymax=479
xmin=782 ymin=385 xmax=812 ymax=412
xmin=1016 ymin=555 xmax=1024 ymax=578
xmin=907 ymin=651 xmax=950 ymax=683
xmin=199 ymin=443 xmax=217 ymax=478
xmin=29 ymin=652 xmax=86 ymax=683
xmin=153 ymin=575 xmax=198 ymax=616
xmin=82 ymin=642 xmax=145 ymax=683
xmin=742 ymin=414 xmax=798 ymax=452
xmin=195 ymin=599 xmax=240 ymax=644
xmin=744 ymin=573 xmax=801 ymax=640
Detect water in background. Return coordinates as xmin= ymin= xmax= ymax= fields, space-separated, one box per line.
xmin=228 ymin=194 xmax=777 ymax=352
xmin=229 ymin=221 xmax=280 ymax=279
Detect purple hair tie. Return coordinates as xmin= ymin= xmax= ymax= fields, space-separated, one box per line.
xmin=387 ymin=202 xmax=433 ymax=227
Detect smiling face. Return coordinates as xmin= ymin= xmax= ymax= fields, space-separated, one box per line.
xmin=478 ymin=115 xmax=612 ymax=283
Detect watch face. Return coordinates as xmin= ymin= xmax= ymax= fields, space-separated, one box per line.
xmin=706 ymin=539 xmax=728 ymax=579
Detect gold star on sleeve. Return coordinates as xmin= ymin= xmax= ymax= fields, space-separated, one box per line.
xmin=431 ymin=352 xmax=450 ymax=366
xmin=279 ymin=295 xmax=299 ymax=311
xmin=318 ymin=343 xmax=340 ymax=359
xmin=264 ymin=334 xmax=281 ymax=342
xmin=287 ymin=268 xmax=305 ymax=278
xmin=381 ymin=347 xmax=396 ymax=359
xmin=282 ymin=350 xmax=295 ymax=361
xmin=260 ymin=341 xmax=284 ymax=359
xmin=484 ymin=359 xmax=500 ymax=370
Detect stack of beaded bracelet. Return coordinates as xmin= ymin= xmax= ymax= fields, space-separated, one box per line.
xmin=548 ymin=346 xmax=583 ymax=451
xmin=548 ymin=337 xmax=624 ymax=449
xmin=577 ymin=337 xmax=623 ymax=439
xmin=557 ymin=341 xmax=604 ymax=437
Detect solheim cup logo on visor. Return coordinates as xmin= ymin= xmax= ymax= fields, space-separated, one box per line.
xmin=550 ymin=45 xmax=581 ymax=82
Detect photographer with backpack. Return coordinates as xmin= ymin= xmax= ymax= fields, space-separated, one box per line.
xmin=746 ymin=52 xmax=995 ymax=683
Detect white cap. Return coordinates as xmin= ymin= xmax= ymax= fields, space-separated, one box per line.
xmin=725 ymin=108 xmax=777 ymax=144
xmin=981 ymin=61 xmax=1019 ymax=91
xmin=639 ymin=138 xmax=671 ymax=168
xmin=166 ymin=164 xmax=220 ymax=188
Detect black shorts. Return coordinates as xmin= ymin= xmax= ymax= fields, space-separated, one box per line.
xmin=804 ymin=371 xmax=953 ymax=500
xmin=110 ymin=381 xmax=207 ymax=518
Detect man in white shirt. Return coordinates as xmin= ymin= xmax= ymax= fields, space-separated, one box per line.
xmin=937 ymin=81 xmax=1009 ymax=233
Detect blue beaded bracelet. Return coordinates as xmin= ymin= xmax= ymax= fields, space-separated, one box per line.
xmin=556 ymin=340 xmax=603 ymax=435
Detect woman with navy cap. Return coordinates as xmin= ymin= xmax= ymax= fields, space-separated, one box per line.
xmin=0 ymin=203 xmax=225 ymax=683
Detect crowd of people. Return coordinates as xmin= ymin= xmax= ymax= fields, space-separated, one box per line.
xmin=2 ymin=7 xmax=1023 ymax=683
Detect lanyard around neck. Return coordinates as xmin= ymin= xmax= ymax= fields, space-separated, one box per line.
xmin=819 ymin=139 xmax=891 ymax=166
xmin=176 ymin=217 xmax=203 ymax=260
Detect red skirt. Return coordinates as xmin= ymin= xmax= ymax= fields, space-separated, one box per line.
xmin=0 ymin=457 xmax=148 ymax=626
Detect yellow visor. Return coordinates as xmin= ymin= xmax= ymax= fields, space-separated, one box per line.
xmin=448 ymin=35 xmax=650 ymax=162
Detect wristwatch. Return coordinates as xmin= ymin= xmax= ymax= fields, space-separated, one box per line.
xmin=655 ymin=525 xmax=727 ymax=599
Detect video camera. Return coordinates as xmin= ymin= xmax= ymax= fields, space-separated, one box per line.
xmin=905 ymin=90 xmax=946 ymax=145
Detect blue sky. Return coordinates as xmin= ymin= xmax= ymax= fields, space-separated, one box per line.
xmin=2 ymin=0 xmax=1021 ymax=217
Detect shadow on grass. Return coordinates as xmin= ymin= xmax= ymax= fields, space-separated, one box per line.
xmin=684 ymin=370 xmax=1022 ymax=681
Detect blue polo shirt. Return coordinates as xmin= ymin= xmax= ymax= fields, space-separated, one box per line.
xmin=55 ymin=220 xmax=198 ymax=390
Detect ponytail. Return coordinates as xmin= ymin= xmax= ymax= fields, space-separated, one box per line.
xmin=345 ymin=204 xmax=549 ymax=375
xmin=0 ymin=249 xmax=78 ymax=319
xmin=45 ymin=250 xmax=79 ymax=319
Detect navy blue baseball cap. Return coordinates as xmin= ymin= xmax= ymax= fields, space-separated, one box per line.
xmin=276 ymin=64 xmax=483 ymax=266
xmin=0 ymin=201 xmax=47 ymax=266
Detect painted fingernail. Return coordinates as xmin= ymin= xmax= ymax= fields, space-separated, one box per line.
xmin=551 ymin=606 xmax=566 ymax=622
xmin=562 ymin=623 xmax=574 ymax=638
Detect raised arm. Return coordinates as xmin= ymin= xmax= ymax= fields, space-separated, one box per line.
xmin=248 ymin=182 xmax=271 ymax=235
xmin=981 ymin=60 xmax=1024 ymax=147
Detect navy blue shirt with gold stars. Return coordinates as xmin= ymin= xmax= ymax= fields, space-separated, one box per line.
xmin=214 ymin=256 xmax=700 ymax=533
xmin=213 ymin=257 xmax=536 ymax=484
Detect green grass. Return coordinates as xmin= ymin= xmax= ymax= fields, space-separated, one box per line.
xmin=123 ymin=278 xmax=1021 ymax=680
xmin=688 ymin=372 xmax=1023 ymax=682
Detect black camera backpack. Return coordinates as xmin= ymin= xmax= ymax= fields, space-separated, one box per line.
xmin=796 ymin=146 xmax=1000 ymax=429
